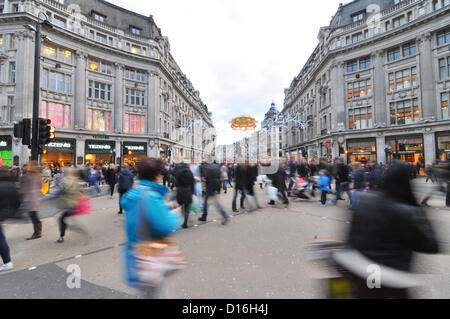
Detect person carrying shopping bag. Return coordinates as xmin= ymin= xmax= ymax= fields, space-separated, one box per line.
xmin=120 ymin=158 xmax=184 ymax=298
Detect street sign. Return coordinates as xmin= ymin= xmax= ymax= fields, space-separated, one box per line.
xmin=161 ymin=144 xmax=168 ymax=151
xmin=324 ymin=140 xmax=333 ymax=148
xmin=41 ymin=177 xmax=50 ymax=195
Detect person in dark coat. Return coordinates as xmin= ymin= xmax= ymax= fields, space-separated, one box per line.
xmin=199 ymin=162 xmax=230 ymax=224
xmin=367 ymin=160 xmax=383 ymax=192
xmin=174 ymin=163 xmax=195 ymax=229
xmin=117 ymin=165 xmax=134 ymax=215
xmin=232 ymin=163 xmax=248 ymax=212
xmin=347 ymin=161 xmax=439 ymax=299
xmin=331 ymin=158 xmax=351 ymax=205
xmin=267 ymin=161 xmax=289 ymax=206
xmin=0 ymin=168 xmax=21 ymax=272
xmin=105 ymin=164 xmax=118 ymax=198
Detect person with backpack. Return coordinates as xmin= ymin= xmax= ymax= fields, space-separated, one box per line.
xmin=118 ymin=165 xmax=135 ymax=215
xmin=0 ymin=168 xmax=22 ymax=272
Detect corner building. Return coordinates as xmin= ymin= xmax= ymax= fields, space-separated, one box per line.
xmin=0 ymin=0 xmax=215 ymax=167
xmin=282 ymin=0 xmax=450 ymax=171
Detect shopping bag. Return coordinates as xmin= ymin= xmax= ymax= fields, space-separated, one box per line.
xmin=189 ymin=196 xmax=202 ymax=213
xmin=70 ymin=195 xmax=92 ymax=216
xmin=134 ymin=237 xmax=187 ymax=288
xmin=267 ymin=186 xmax=278 ymax=201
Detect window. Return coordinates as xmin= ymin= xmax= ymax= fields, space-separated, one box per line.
xmin=131 ymin=45 xmax=140 ymax=54
xmin=9 ymin=62 xmax=15 ymax=83
xmin=58 ymin=48 xmax=72 ymax=63
xmin=42 ymin=43 xmax=56 ymax=58
xmin=389 ymin=98 xmax=420 ymax=125
xmin=347 ymin=79 xmax=372 ymax=100
xmin=347 ymin=60 xmax=357 ymax=73
xmin=387 ymin=47 xmax=400 ymax=62
xmin=53 ymin=15 xmax=66 ymax=28
xmin=87 ymin=109 xmax=111 ymax=131
xmin=41 ymin=101 xmax=70 ymax=128
xmin=124 ymin=114 xmax=145 ymax=134
xmin=96 ymin=33 xmax=107 ymax=44
xmin=437 ymin=28 xmax=450 ymax=46
xmin=388 ymin=67 xmax=417 ymax=91
xmin=442 ymin=92 xmax=449 ymax=119
xmin=9 ymin=34 xmax=15 ymax=49
xmin=88 ymin=81 xmax=112 ymax=101
xmin=0 ymin=35 xmax=3 ymax=46
xmin=129 ymin=26 xmax=142 ymax=35
xmin=348 ymin=107 xmax=373 ymax=130
xmin=352 ymin=32 xmax=363 ymax=43
xmin=88 ymin=58 xmax=112 ymax=74
xmin=92 ymin=11 xmax=106 ymax=23
xmin=439 ymin=57 xmax=450 ymax=80
xmin=89 ymin=30 xmax=95 ymax=40
xmin=43 ymin=70 xmax=71 ymax=93
xmin=393 ymin=15 xmax=406 ymax=28
xmin=407 ymin=11 xmax=413 ymax=22
xmin=433 ymin=0 xmax=450 ymax=10
xmin=42 ymin=69 xmax=48 ymax=88
xmin=125 ymin=89 xmax=146 ymax=106
xmin=351 ymin=11 xmax=366 ymax=23
xmin=359 ymin=57 xmax=371 ymax=70
xmin=12 ymin=4 xmax=19 ymax=12
xmin=403 ymin=42 xmax=416 ymax=57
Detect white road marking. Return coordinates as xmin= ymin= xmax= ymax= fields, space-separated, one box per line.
xmin=28 ymin=267 xmax=37 ymax=271
xmin=75 ymin=255 xmax=82 ymax=259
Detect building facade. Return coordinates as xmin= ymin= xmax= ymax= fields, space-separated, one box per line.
xmin=282 ymin=0 xmax=450 ymax=170
xmin=0 ymin=0 xmax=215 ymax=167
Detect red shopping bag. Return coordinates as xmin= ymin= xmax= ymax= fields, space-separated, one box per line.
xmin=70 ymin=195 xmax=92 ymax=216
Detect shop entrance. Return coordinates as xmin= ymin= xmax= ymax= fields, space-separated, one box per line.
xmin=347 ymin=138 xmax=377 ymax=165
xmin=436 ymin=132 xmax=450 ymax=161
xmin=386 ymin=135 xmax=424 ymax=175
xmin=42 ymin=139 xmax=76 ymax=167
xmin=85 ymin=140 xmax=116 ymax=167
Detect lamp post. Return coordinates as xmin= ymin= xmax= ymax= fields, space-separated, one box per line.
xmin=29 ymin=13 xmax=52 ymax=161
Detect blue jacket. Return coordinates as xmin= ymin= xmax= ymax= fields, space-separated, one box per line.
xmin=120 ymin=180 xmax=182 ymax=288
xmin=318 ymin=175 xmax=331 ymax=192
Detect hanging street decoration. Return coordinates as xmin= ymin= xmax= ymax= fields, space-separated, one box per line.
xmin=262 ymin=113 xmax=306 ymax=136
xmin=230 ymin=116 xmax=258 ymax=131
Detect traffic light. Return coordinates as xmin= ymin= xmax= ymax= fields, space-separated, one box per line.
xmin=128 ymin=151 xmax=133 ymax=156
xmin=13 ymin=119 xmax=32 ymax=146
xmin=38 ymin=118 xmax=51 ymax=154
xmin=344 ymin=150 xmax=349 ymax=155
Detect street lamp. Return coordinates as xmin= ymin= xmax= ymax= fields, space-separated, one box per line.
xmin=28 ymin=12 xmax=53 ymax=161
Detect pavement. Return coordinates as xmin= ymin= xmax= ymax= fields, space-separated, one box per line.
xmin=1 ymin=178 xmax=450 ymax=299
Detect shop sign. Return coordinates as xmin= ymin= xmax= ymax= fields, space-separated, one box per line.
xmin=0 ymin=136 xmax=12 ymax=151
xmin=161 ymin=144 xmax=169 ymax=152
xmin=123 ymin=143 xmax=147 ymax=155
xmin=85 ymin=140 xmax=115 ymax=154
xmin=351 ymin=152 xmax=372 ymax=155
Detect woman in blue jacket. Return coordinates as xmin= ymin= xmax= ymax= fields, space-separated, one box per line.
xmin=120 ymin=158 xmax=182 ymax=298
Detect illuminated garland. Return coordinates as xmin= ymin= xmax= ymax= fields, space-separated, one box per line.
xmin=230 ymin=116 xmax=257 ymax=131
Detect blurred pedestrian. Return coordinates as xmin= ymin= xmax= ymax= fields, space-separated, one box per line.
xmin=105 ymin=164 xmax=117 ymax=198
xmin=331 ymin=158 xmax=351 ymax=205
xmin=318 ymin=169 xmax=330 ymax=207
xmin=199 ymin=161 xmax=230 ymax=224
xmin=0 ymin=168 xmax=21 ymax=272
xmin=21 ymin=162 xmax=43 ymax=240
xmin=121 ymin=158 xmax=182 ymax=298
xmin=220 ymin=164 xmax=229 ymax=194
xmin=175 ymin=163 xmax=195 ymax=229
xmin=347 ymin=161 xmax=440 ymax=298
xmin=117 ymin=165 xmax=135 ymax=215
xmin=267 ymin=162 xmax=289 ymax=206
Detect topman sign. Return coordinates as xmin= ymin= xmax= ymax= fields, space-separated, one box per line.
xmin=88 ymin=144 xmax=112 ymax=150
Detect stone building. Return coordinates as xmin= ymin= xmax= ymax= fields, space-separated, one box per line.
xmin=0 ymin=0 xmax=215 ymax=167
xmin=282 ymin=0 xmax=450 ymax=170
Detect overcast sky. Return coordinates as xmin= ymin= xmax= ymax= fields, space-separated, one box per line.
xmin=113 ymin=0 xmax=349 ymax=145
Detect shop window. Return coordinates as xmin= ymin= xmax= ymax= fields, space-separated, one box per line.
xmin=390 ymin=98 xmax=420 ymax=125
xmin=87 ymin=108 xmax=111 ymax=131
xmin=124 ymin=114 xmax=145 ymax=135
xmin=41 ymin=101 xmax=70 ymax=128
xmin=9 ymin=34 xmax=15 ymax=49
xmin=442 ymin=92 xmax=449 ymax=119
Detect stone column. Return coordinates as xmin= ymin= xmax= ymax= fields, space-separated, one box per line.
xmin=114 ymin=63 xmax=124 ymax=133
xmin=423 ymin=132 xmax=436 ymax=166
xmin=417 ymin=33 xmax=436 ymax=120
xmin=3 ymin=0 xmax=9 ymax=13
xmin=376 ymin=135 xmax=386 ymax=164
xmin=74 ymin=51 xmax=87 ymax=129
xmin=14 ymin=31 xmax=33 ymax=165
xmin=331 ymin=61 xmax=346 ymax=129
xmin=147 ymin=70 xmax=160 ymax=157
xmin=372 ymin=50 xmax=387 ymax=126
